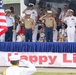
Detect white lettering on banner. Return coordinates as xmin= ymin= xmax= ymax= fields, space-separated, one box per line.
xmin=0 ymin=52 xmax=76 ymax=67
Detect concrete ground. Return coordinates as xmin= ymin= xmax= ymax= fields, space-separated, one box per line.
xmin=0 ymin=67 xmax=76 ymax=73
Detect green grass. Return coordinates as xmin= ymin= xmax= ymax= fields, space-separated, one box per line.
xmin=33 ymin=72 xmax=76 ymax=75
xmin=1 ymin=72 xmax=76 ymax=75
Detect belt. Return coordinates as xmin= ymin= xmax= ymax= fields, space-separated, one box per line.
xmin=25 ymin=28 xmax=32 ymax=30
xmin=46 ymin=26 xmax=52 ymax=28
xmin=68 ymin=26 xmax=75 ymax=28
xmin=8 ymin=26 xmax=13 ymax=27
xmin=69 ymin=26 xmax=72 ymax=28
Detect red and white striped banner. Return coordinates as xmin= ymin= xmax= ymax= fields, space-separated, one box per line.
xmin=0 ymin=52 xmax=76 ymax=68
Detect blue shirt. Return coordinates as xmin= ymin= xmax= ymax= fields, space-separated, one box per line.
xmin=6 ymin=16 xmax=15 ymax=27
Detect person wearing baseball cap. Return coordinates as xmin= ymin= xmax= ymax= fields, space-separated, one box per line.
xmin=3 ymin=54 xmax=36 ymax=75
xmin=5 ymin=9 xmax=15 ymax=42
xmin=22 ymin=3 xmax=37 ymax=22
xmin=28 ymin=3 xmax=34 ymax=11
xmin=40 ymin=10 xmax=56 ymax=42
xmin=22 ymin=2 xmax=38 ymax=42
xmin=67 ymin=9 xmax=74 ymax=12
xmin=20 ymin=11 xmax=35 ymax=42
xmin=47 ymin=10 xmax=53 ymax=14
xmin=25 ymin=11 xmax=31 ymax=16
xmin=5 ymin=9 xmax=11 ymax=12
xmin=62 ymin=9 xmax=76 ymax=42
xmin=5 ymin=9 xmax=12 ymax=16
xmin=29 ymin=3 xmax=34 ymax=6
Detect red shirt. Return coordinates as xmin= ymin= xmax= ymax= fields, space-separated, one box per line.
xmin=18 ymin=28 xmax=25 ymax=35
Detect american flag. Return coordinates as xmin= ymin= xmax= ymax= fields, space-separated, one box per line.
xmin=0 ymin=0 xmax=8 ymax=36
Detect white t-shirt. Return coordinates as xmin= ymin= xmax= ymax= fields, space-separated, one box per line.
xmin=59 ymin=29 xmax=67 ymax=36
xmin=6 ymin=16 xmax=15 ymax=27
xmin=64 ymin=16 xmax=76 ymax=27
xmin=25 ymin=9 xmax=37 ymax=22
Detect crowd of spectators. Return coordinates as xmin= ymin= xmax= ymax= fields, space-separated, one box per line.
xmin=0 ymin=3 xmax=76 ymax=42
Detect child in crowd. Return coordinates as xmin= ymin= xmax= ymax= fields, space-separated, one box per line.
xmin=38 ymin=23 xmax=46 ymax=42
xmin=16 ymin=24 xmax=25 ymax=42
xmin=38 ymin=32 xmax=45 ymax=42
xmin=58 ymin=34 xmax=65 ymax=42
